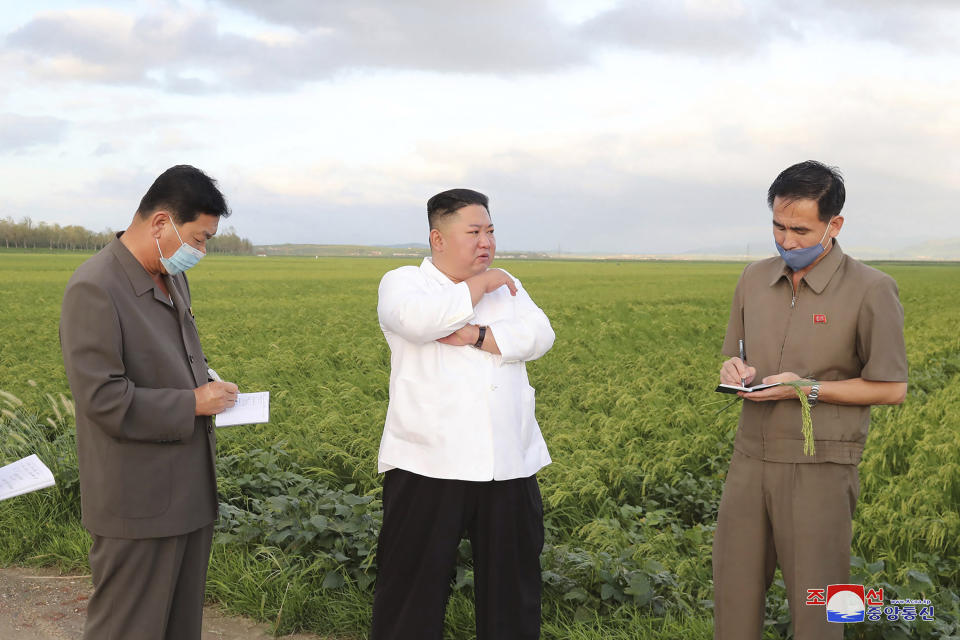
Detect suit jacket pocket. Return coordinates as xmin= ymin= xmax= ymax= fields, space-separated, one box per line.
xmin=110 ymin=442 xmax=172 ymax=519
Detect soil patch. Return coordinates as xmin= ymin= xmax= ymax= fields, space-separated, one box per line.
xmin=0 ymin=566 xmax=332 ymax=640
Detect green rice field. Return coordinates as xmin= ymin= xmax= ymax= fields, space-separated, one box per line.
xmin=1 ymin=251 xmax=958 ymax=639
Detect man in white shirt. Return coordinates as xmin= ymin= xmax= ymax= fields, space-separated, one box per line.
xmin=370 ymin=188 xmax=555 ymax=640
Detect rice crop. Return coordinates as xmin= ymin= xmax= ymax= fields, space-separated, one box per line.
xmin=1 ymin=251 xmax=958 ymax=639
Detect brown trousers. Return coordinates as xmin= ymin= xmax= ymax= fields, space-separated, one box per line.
xmin=713 ymin=451 xmax=859 ymax=640
xmin=83 ymin=523 xmax=214 ymax=640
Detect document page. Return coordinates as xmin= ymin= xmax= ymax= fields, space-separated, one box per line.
xmin=715 ymin=382 xmax=782 ymax=394
xmin=0 ymin=454 xmax=56 ymax=501
xmin=215 ymin=391 xmax=270 ymax=428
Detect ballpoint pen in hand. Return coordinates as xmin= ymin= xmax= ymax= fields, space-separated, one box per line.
xmin=738 ymin=339 xmax=747 ymax=388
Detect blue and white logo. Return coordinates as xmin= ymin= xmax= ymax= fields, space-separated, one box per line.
xmin=827 ymin=584 xmax=865 ymax=623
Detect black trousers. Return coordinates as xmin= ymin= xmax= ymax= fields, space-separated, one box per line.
xmin=83 ymin=523 xmax=214 ymax=640
xmin=370 ymin=469 xmax=545 ymax=640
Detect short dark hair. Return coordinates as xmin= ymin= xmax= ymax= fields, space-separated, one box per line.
xmin=767 ymin=160 xmax=845 ymax=222
xmin=137 ymin=165 xmax=230 ymax=224
xmin=427 ymin=188 xmax=489 ymax=230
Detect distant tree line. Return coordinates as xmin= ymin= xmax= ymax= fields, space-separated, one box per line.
xmin=207 ymin=227 xmax=254 ymax=254
xmin=0 ymin=217 xmax=253 ymax=255
xmin=0 ymin=217 xmax=114 ymax=251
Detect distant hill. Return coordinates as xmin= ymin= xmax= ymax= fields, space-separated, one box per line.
xmin=252 ymin=243 xmax=427 ymax=257
xmin=900 ymin=239 xmax=960 ymax=261
xmin=680 ymin=238 xmax=960 ymax=262
xmin=253 ymin=240 xmax=960 ymax=262
xmin=252 ymin=243 xmax=552 ymax=260
xmin=383 ymin=242 xmax=429 ymax=249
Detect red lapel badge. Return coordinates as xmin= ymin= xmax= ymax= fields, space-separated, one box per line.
xmin=813 ymin=314 xmax=827 ymax=324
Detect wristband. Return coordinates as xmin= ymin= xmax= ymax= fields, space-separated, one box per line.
xmin=473 ymin=325 xmax=487 ymax=349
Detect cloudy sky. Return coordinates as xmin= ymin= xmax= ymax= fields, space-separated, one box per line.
xmin=1 ymin=0 xmax=957 ymax=255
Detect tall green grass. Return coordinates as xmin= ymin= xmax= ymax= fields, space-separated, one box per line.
xmin=1 ymin=252 xmax=959 ymax=638
xmin=0 ymin=389 xmax=88 ymax=569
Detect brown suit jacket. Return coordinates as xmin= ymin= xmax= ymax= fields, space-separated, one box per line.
xmin=60 ymin=236 xmax=218 ymax=539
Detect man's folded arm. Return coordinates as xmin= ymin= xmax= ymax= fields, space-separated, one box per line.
xmin=60 ymin=280 xmax=196 ymax=443
xmin=487 ymin=281 xmax=555 ymax=363
xmin=377 ymin=270 xmax=476 ymax=343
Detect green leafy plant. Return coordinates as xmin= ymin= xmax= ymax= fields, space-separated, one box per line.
xmin=216 ymin=444 xmax=380 ymax=590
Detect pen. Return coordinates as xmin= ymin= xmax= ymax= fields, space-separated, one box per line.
xmin=738 ymin=339 xmax=747 ymax=388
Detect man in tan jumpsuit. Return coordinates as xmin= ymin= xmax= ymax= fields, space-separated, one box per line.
xmin=713 ymin=160 xmax=908 ymax=639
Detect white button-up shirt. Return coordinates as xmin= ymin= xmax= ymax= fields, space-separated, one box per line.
xmin=376 ymin=258 xmax=555 ymax=481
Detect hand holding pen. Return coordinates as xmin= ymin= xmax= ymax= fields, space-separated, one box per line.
xmin=739 ymin=339 xmax=747 ymax=388
xmin=719 ymin=339 xmax=757 ymax=388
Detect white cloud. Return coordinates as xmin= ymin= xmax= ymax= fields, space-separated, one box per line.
xmin=3 ymin=3 xmax=589 ymax=94
xmin=581 ymin=0 xmax=798 ymax=56
xmin=0 ymin=113 xmax=69 ymax=152
xmin=0 ymin=1 xmax=957 ymax=255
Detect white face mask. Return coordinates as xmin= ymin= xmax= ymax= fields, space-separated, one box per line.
xmin=157 ymin=222 xmax=204 ymax=275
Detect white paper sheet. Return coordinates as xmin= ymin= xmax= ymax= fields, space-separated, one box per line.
xmin=0 ymin=454 xmax=56 ymax=501
xmin=214 ymin=391 xmax=270 ymax=428
xmin=714 ymin=382 xmax=782 ymax=394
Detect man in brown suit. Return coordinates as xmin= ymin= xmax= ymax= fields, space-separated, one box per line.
xmin=713 ymin=161 xmax=908 ymax=639
xmin=60 ymin=165 xmax=239 ymax=640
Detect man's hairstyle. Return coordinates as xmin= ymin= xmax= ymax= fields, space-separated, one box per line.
xmin=137 ymin=165 xmax=230 ymax=224
xmin=427 ymin=188 xmax=489 ymax=230
xmin=767 ymin=160 xmax=845 ymax=222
